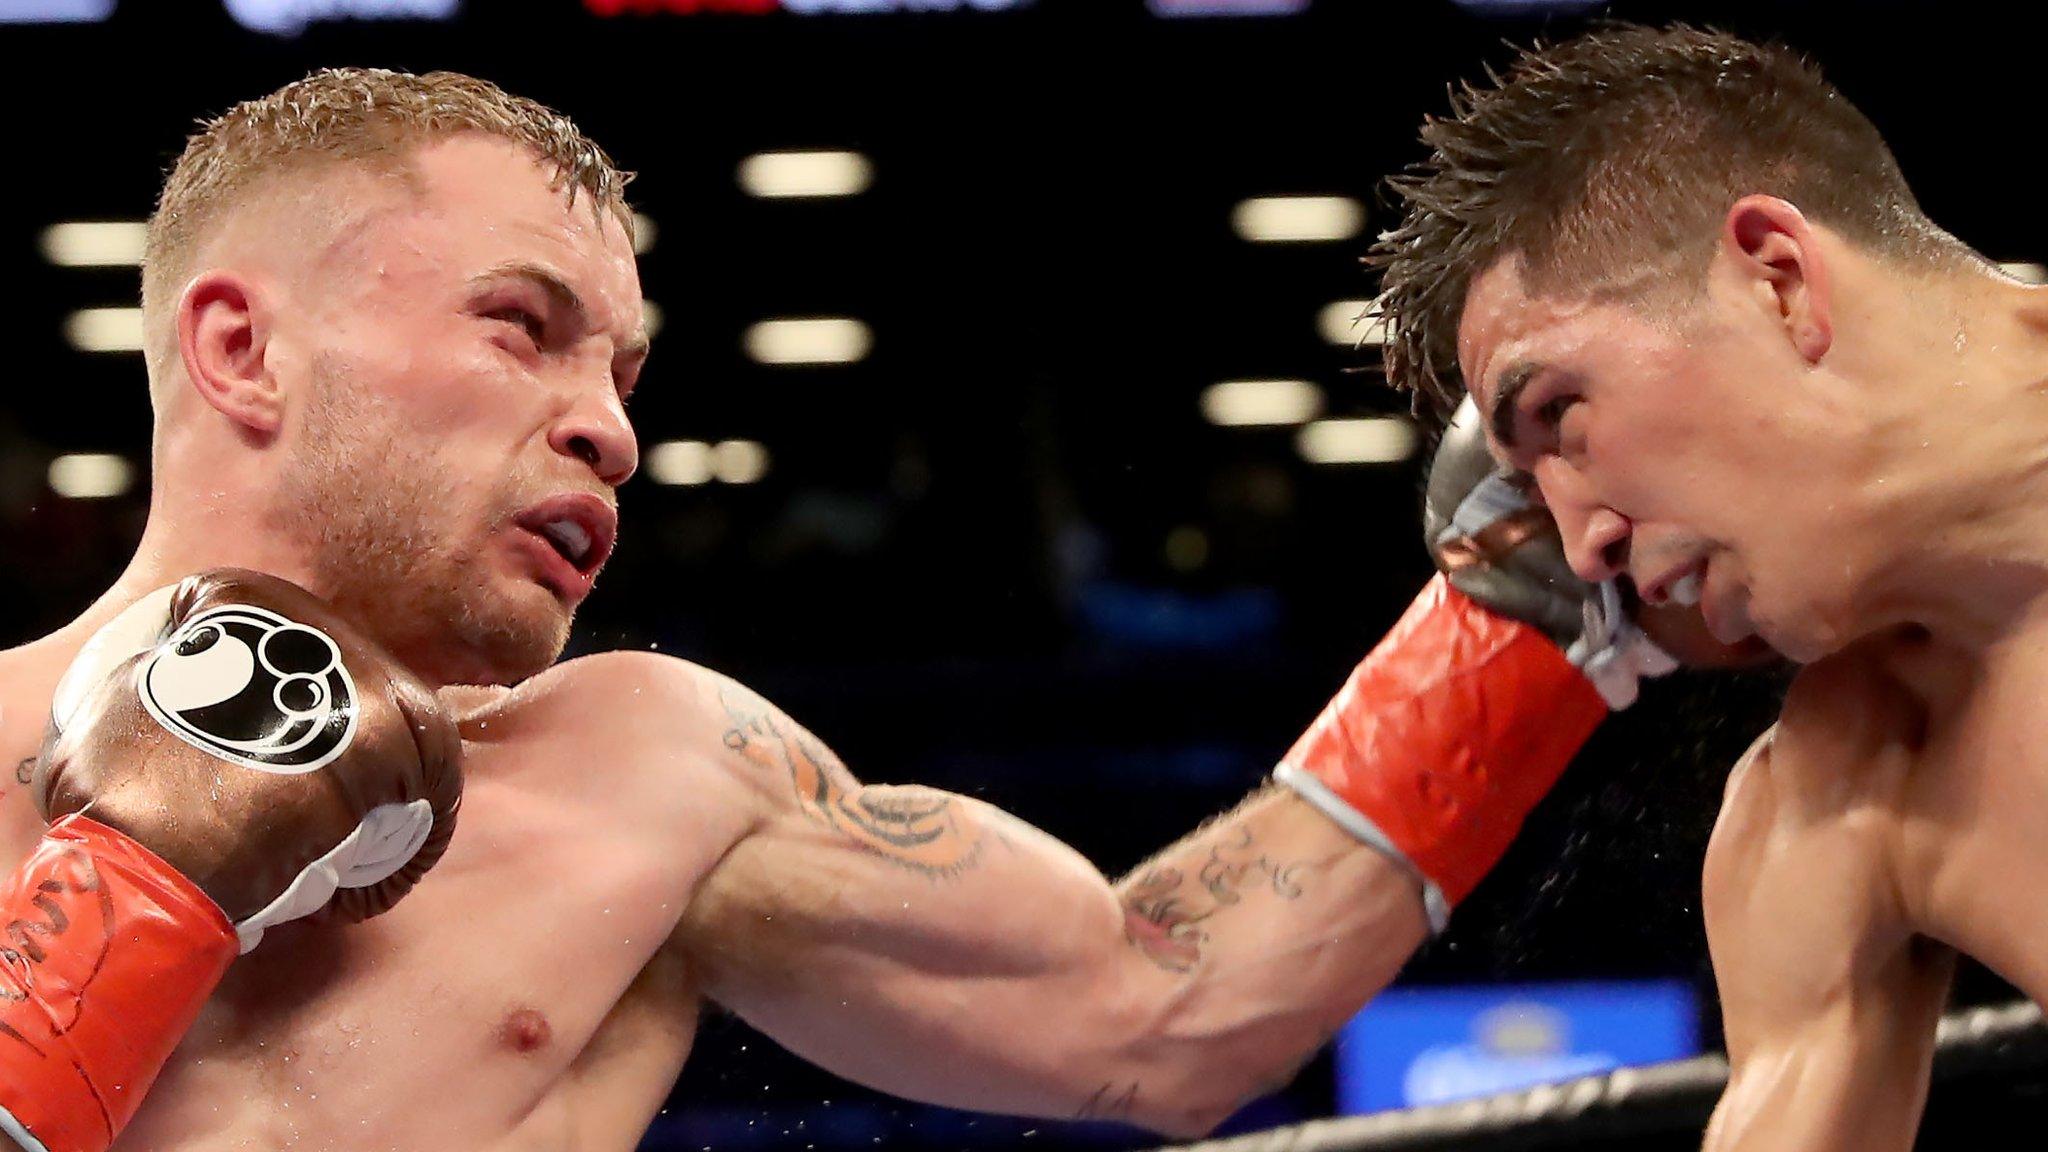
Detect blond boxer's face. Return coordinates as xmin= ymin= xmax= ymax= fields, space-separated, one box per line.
xmin=1459 ymin=256 xmax=1872 ymax=664
xmin=270 ymin=136 xmax=646 ymax=684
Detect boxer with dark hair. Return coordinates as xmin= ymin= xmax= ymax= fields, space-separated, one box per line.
xmin=1378 ymin=23 xmax=2048 ymax=1150
xmin=0 ymin=67 xmax=1728 ymax=1151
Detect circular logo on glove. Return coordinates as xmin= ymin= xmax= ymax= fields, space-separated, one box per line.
xmin=135 ymin=604 xmax=358 ymax=774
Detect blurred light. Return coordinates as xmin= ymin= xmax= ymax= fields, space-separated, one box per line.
xmin=2000 ymin=262 xmax=2048 ymax=284
xmin=40 ymin=221 xmax=147 ymax=267
xmin=643 ymin=302 xmax=664 ymax=339
xmin=0 ymin=0 xmax=114 ymax=22
xmin=225 ymin=0 xmax=459 ymax=36
xmin=1297 ymin=417 xmax=1418 ymax=465
xmin=64 ymin=308 xmax=145 ymax=353
xmin=1165 ymin=526 xmax=1210 ymax=572
xmin=48 ymin=454 xmax=134 ymax=500
xmin=1319 ymin=299 xmax=1387 ymax=346
xmin=711 ymin=440 xmax=770 ymax=484
xmin=1231 ymin=196 xmax=1364 ymax=243
xmin=738 ymin=150 xmax=874 ymax=199
xmin=1148 ymin=0 xmax=1306 ymax=14
xmin=647 ymin=440 xmax=712 ymax=486
xmin=785 ymin=0 xmax=1029 ymax=9
xmin=632 ymin=213 xmax=657 ymax=256
xmin=1449 ymin=0 xmax=1602 ymax=11
xmin=586 ymin=0 xmax=776 ymax=13
xmin=745 ymin=318 xmax=872 ymax=365
xmin=1200 ymin=379 xmax=1324 ymax=427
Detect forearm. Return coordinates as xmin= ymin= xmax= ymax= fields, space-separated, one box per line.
xmin=1100 ymin=784 xmax=1430 ymax=1133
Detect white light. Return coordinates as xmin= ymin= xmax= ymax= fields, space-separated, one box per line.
xmin=1200 ymin=379 xmax=1324 ymax=427
xmin=1319 ymin=299 xmax=1387 ymax=347
xmin=48 ymin=454 xmax=135 ymax=500
xmin=711 ymin=440 xmax=770 ymax=485
xmin=744 ymin=318 xmax=872 ymax=365
xmin=0 ymin=0 xmax=114 ymax=24
xmin=2000 ymin=262 xmax=2048 ymax=284
xmin=64 ymin=308 xmax=145 ymax=353
xmin=40 ymin=221 xmax=147 ymax=267
xmin=737 ymin=151 xmax=874 ymax=199
xmin=225 ymin=0 xmax=459 ymax=37
xmin=1231 ymin=196 xmax=1364 ymax=243
xmin=643 ymin=301 xmax=664 ymax=340
xmin=632 ymin=213 xmax=658 ymax=256
xmin=646 ymin=440 xmax=712 ymax=486
xmin=1296 ymin=417 xmax=1418 ymax=465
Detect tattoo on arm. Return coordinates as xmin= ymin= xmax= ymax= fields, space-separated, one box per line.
xmin=1074 ymin=1080 xmax=1141 ymax=1121
xmin=1119 ymin=824 xmax=1305 ymax=974
xmin=14 ymin=758 xmax=30 ymax=786
xmin=719 ymin=682 xmax=984 ymax=880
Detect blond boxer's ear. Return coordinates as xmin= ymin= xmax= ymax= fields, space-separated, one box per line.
xmin=1721 ymin=194 xmax=1833 ymax=364
xmin=177 ymin=269 xmax=284 ymax=436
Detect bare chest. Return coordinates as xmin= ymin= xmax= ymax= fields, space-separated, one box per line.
xmin=1 ymin=734 xmax=728 ymax=1152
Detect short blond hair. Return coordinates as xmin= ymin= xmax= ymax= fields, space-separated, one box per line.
xmin=143 ymin=67 xmax=634 ymax=376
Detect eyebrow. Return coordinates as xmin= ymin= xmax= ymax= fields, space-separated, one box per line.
xmin=472 ymin=261 xmax=652 ymax=361
xmin=1487 ymin=360 xmax=1543 ymax=450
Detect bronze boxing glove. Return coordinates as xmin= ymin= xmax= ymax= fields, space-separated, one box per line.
xmin=36 ymin=567 xmax=463 ymax=949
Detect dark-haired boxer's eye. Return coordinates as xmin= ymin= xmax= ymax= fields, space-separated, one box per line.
xmin=262 ymin=627 xmax=336 ymax=677
xmin=176 ymin=625 xmax=221 ymax=657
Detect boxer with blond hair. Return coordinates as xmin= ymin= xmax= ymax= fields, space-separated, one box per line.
xmin=0 ymin=67 xmax=1709 ymax=1150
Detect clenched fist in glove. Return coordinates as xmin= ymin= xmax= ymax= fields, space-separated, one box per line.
xmin=1274 ymin=397 xmax=1674 ymax=933
xmin=1 ymin=568 xmax=461 ymax=1152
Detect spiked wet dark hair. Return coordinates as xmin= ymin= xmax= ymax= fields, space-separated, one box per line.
xmin=1369 ymin=23 xmax=1958 ymax=419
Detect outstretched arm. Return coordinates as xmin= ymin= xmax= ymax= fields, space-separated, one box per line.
xmin=679 ymin=675 xmax=1427 ymax=1138
xmin=674 ymin=398 xmax=1672 ymax=1137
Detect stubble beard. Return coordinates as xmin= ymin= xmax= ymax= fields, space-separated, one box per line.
xmin=272 ymin=358 xmax=573 ymax=685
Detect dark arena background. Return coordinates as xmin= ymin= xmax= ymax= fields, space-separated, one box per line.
xmin=2 ymin=2 xmax=2044 ymax=1149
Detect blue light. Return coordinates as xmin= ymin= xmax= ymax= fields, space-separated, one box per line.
xmin=1334 ymin=979 xmax=1700 ymax=1115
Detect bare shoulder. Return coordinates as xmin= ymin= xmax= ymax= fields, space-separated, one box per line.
xmin=441 ymin=653 xmax=744 ymax=798
xmin=1706 ymin=643 xmax=1922 ymax=940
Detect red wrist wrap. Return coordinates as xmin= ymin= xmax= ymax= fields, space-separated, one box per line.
xmin=1276 ymin=575 xmax=1607 ymax=923
xmin=0 ymin=815 xmax=236 ymax=1152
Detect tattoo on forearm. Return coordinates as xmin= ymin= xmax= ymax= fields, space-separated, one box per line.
xmin=1075 ymin=1080 xmax=1141 ymax=1121
xmin=719 ymin=682 xmax=984 ymax=880
xmin=1119 ymin=824 xmax=1306 ymax=973
xmin=14 ymin=758 xmax=30 ymax=786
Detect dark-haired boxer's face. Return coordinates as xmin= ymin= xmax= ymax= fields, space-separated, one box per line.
xmin=1458 ymin=256 xmax=1878 ymax=664
xmin=269 ymin=135 xmax=645 ymax=685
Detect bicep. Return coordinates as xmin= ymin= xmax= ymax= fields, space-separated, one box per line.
xmin=1703 ymin=731 xmax=1953 ymax=1152
xmin=683 ymin=674 xmax=1120 ymax=1002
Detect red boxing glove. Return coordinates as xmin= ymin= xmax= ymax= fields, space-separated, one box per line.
xmin=0 ymin=817 xmax=238 ymax=1152
xmin=1274 ymin=575 xmax=1607 ymax=932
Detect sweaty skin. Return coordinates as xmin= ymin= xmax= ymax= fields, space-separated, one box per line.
xmin=1457 ymin=196 xmax=2048 ymax=1149
xmin=0 ymin=132 xmax=1431 ymax=1149
xmin=0 ymin=640 xmax=1425 ymax=1150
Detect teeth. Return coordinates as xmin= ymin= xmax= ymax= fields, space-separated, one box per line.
xmin=541 ymin=519 xmax=593 ymax=565
xmin=1670 ymin=571 xmax=1703 ymax=607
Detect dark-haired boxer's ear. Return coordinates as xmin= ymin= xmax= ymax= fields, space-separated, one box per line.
xmin=177 ymin=270 xmax=284 ymax=436
xmin=1722 ymin=194 xmax=1833 ymax=364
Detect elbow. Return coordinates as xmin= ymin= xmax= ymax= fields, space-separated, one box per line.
xmin=1129 ymin=1100 xmax=1240 ymax=1142
xmin=1116 ymin=1055 xmax=1295 ymax=1141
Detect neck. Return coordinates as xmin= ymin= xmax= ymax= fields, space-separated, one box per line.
xmin=1847 ymin=271 xmax=2048 ymax=650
